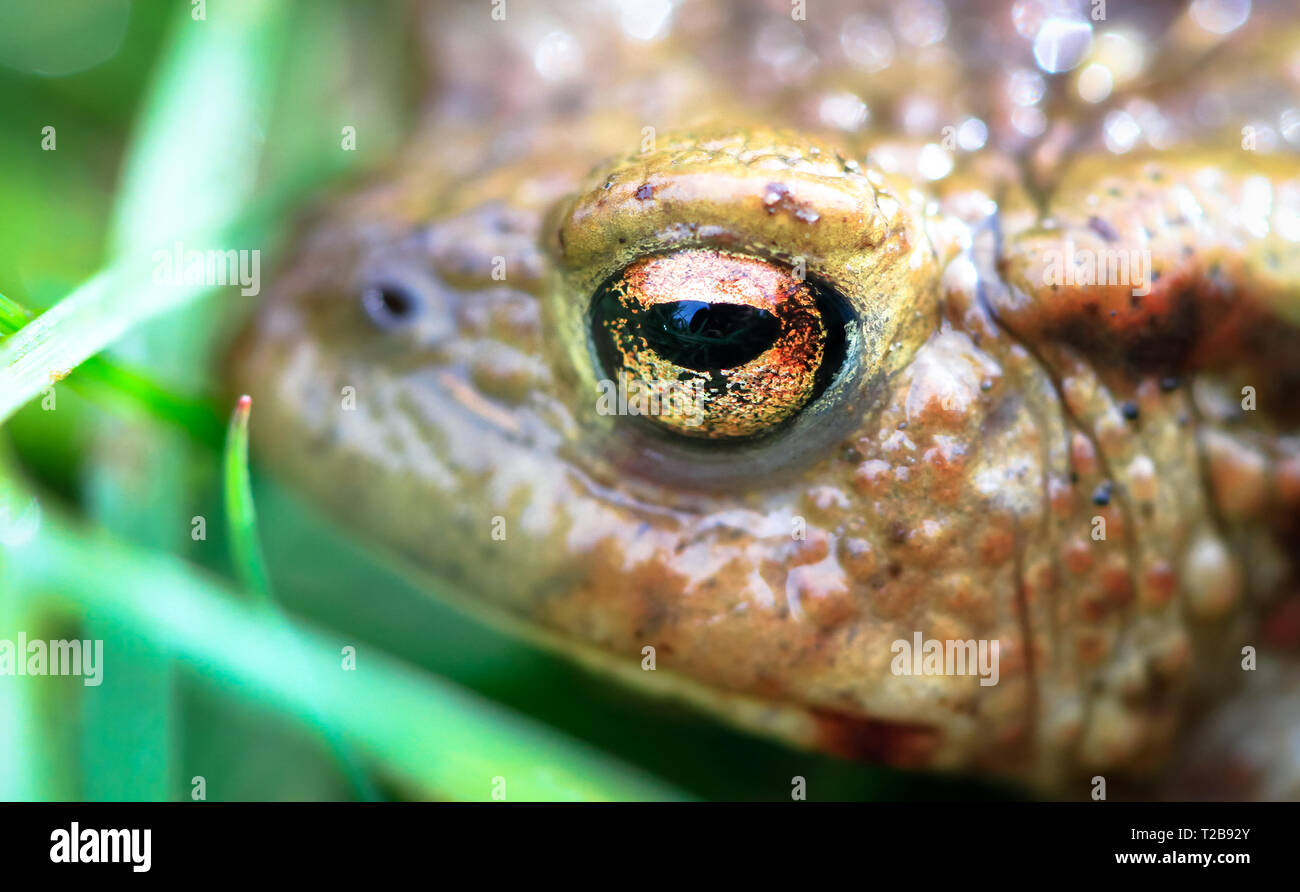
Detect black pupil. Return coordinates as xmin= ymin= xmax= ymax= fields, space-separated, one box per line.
xmin=362 ymin=283 xmax=418 ymax=329
xmin=639 ymin=300 xmax=781 ymax=371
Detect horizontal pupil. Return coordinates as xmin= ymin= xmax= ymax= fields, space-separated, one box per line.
xmin=640 ymin=300 xmax=782 ymax=371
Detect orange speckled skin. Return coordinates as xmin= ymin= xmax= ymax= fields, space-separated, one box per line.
xmin=230 ymin=1 xmax=1300 ymax=796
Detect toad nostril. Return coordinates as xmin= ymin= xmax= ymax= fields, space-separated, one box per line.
xmin=361 ymin=282 xmax=421 ymax=329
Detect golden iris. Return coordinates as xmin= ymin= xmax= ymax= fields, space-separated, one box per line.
xmin=590 ymin=249 xmax=847 ymax=439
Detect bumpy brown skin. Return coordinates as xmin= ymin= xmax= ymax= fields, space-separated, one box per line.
xmin=230 ymin=1 xmax=1300 ymax=796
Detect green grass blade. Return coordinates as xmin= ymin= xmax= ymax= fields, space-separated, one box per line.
xmin=222 ymin=394 xmax=380 ymax=800
xmin=2 ymin=289 xmax=222 ymax=443
xmin=108 ymin=0 xmax=289 ymax=257
xmin=3 ymin=500 xmax=691 ymax=801
xmin=223 ymin=395 xmax=272 ymax=600
xmin=0 ymin=0 xmax=288 ymax=427
xmin=0 ymin=293 xmax=32 ymax=334
xmin=18 ymin=0 xmax=293 ymax=803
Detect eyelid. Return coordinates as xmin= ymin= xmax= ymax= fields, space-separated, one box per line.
xmin=555 ymin=131 xmax=894 ymax=296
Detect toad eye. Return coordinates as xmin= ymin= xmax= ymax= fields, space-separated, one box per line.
xmin=590 ymin=249 xmax=848 ymax=439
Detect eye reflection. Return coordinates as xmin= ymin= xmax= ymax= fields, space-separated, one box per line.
xmin=641 ymin=300 xmax=782 ymax=371
xmin=590 ymin=249 xmax=847 ymax=439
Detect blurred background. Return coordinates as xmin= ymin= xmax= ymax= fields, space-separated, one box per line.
xmin=0 ymin=0 xmax=1015 ymax=802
